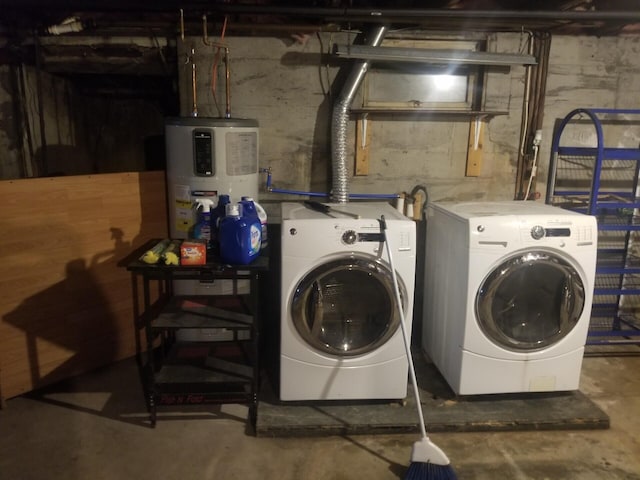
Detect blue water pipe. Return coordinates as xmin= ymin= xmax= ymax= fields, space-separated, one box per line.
xmin=260 ymin=168 xmax=400 ymax=200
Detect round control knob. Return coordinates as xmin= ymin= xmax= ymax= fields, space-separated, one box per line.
xmin=531 ymin=225 xmax=545 ymax=240
xmin=342 ymin=230 xmax=357 ymax=245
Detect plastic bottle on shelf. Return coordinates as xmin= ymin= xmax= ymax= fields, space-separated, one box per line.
xmin=218 ymin=202 xmax=262 ymax=265
xmin=241 ymin=196 xmax=268 ymax=250
xmin=192 ymin=198 xmax=215 ymax=251
xmin=210 ymin=194 xmax=230 ymax=254
xmin=213 ymin=195 xmax=231 ymax=230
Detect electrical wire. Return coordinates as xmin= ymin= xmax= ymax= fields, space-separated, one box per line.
xmin=524 ymin=130 xmax=542 ymax=200
xmin=519 ymin=30 xmax=534 ymax=158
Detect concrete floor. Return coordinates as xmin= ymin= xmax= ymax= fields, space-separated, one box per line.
xmin=1 ymin=349 xmax=639 ymax=480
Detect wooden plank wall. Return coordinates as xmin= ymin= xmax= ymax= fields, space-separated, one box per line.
xmin=0 ymin=171 xmax=168 ymax=400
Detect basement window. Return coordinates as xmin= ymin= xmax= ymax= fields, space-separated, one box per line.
xmin=361 ymin=38 xmax=485 ymax=112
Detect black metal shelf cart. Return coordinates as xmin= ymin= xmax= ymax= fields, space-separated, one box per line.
xmin=546 ymin=108 xmax=640 ymax=346
xmin=126 ymin=241 xmax=268 ymax=427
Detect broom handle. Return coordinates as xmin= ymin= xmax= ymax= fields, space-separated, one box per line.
xmin=381 ymin=215 xmax=429 ymax=441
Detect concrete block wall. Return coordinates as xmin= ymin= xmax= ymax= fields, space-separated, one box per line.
xmin=539 ymin=35 xmax=640 ymax=197
xmin=2 ymin=32 xmax=640 ymax=207
xmin=176 ymin=32 xmax=640 ymax=215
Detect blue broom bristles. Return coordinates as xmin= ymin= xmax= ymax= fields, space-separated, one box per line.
xmin=404 ymin=461 xmax=458 ymax=480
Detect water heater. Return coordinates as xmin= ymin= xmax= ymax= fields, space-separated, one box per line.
xmin=165 ymin=116 xmax=259 ymax=239
xmin=165 ymin=116 xmax=259 ymax=300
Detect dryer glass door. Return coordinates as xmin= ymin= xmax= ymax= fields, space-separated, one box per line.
xmin=291 ymin=255 xmax=405 ymax=357
xmin=476 ymin=250 xmax=586 ymax=351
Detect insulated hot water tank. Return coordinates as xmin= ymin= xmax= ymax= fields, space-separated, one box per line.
xmin=165 ymin=116 xmax=259 ymax=238
xmin=165 ymin=116 xmax=259 ymax=298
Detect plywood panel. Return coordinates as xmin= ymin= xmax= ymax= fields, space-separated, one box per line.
xmin=0 ymin=171 xmax=168 ymax=400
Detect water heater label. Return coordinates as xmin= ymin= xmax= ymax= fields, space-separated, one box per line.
xmin=226 ymin=131 xmax=258 ymax=176
xmin=174 ymin=184 xmax=193 ymax=233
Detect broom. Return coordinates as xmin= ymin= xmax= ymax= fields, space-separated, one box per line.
xmin=380 ymin=215 xmax=458 ymax=480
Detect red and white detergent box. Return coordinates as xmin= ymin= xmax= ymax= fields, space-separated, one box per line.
xmin=180 ymin=239 xmax=207 ymax=265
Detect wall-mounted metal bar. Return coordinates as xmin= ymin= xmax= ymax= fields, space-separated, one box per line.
xmin=333 ymin=44 xmax=537 ymax=66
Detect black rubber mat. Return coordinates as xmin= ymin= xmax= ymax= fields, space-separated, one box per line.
xmin=256 ymin=352 xmax=610 ymax=437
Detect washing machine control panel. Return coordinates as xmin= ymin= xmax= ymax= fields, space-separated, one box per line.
xmin=531 ymin=225 xmax=545 ymax=240
xmin=341 ymin=230 xmax=384 ymax=244
xmin=342 ymin=230 xmax=357 ymax=244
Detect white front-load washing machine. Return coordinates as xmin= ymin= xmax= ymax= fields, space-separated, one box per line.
xmin=422 ymin=201 xmax=597 ymax=396
xmin=280 ymin=201 xmax=416 ymax=401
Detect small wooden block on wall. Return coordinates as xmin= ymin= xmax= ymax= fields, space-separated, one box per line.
xmin=355 ymin=117 xmax=372 ymax=176
xmin=466 ymin=117 xmax=484 ymax=177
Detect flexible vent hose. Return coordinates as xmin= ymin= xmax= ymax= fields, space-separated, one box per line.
xmin=331 ymin=25 xmax=387 ymax=204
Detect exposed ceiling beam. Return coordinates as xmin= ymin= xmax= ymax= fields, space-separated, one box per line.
xmin=2 ymin=3 xmax=640 ymax=37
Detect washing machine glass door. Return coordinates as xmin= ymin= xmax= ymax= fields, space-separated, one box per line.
xmin=291 ymin=255 xmax=405 ymax=357
xmin=476 ymin=250 xmax=586 ymax=351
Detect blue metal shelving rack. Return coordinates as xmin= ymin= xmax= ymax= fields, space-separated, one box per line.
xmin=546 ymin=108 xmax=640 ymax=346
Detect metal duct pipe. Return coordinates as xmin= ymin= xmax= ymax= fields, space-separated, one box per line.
xmin=331 ymin=25 xmax=387 ymax=204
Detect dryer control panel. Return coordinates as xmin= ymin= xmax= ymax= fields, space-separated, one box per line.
xmin=530 ymin=225 xmax=572 ymax=240
xmin=517 ymin=219 xmax=595 ymax=247
xmin=469 ymin=217 xmax=596 ymax=250
xmin=540 ymin=227 xmax=571 ymax=237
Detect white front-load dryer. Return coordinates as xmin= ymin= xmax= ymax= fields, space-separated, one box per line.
xmin=280 ymin=201 xmax=416 ymax=401
xmin=422 ymin=201 xmax=597 ymax=395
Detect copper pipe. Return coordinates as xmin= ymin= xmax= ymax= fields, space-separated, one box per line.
xmin=203 ymin=14 xmax=231 ymax=118
xmin=190 ymin=47 xmax=197 ymax=117
xmin=179 ymin=8 xmax=184 ymax=41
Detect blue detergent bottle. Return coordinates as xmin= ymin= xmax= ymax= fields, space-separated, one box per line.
xmin=213 ymin=195 xmax=231 ymax=230
xmin=210 ymin=194 xmax=230 ymax=255
xmin=240 ymin=197 xmax=259 ymax=225
xmin=241 ymin=196 xmax=268 ymax=250
xmin=219 ymin=203 xmax=262 ymax=265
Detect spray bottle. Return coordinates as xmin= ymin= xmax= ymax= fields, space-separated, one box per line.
xmin=193 ymin=198 xmax=215 ymax=251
